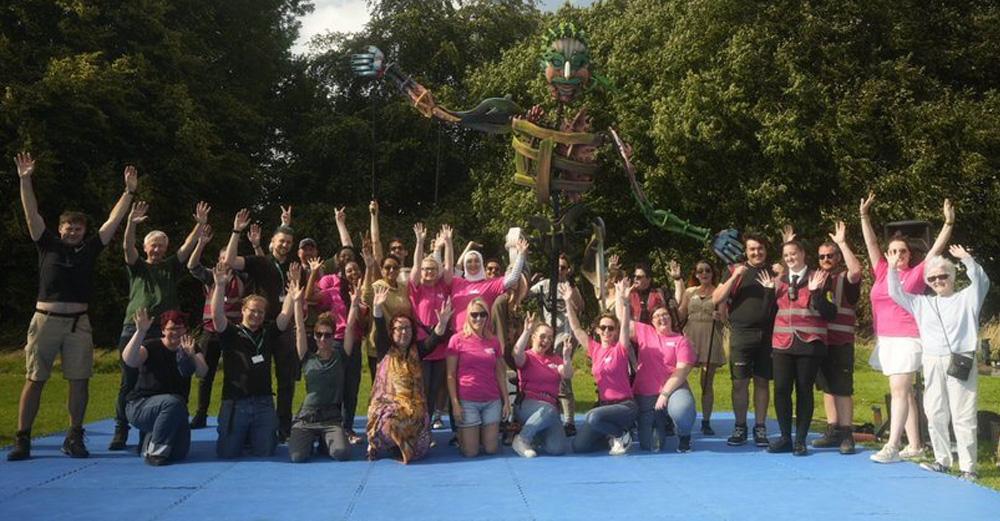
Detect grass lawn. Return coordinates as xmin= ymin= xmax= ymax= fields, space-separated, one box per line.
xmin=2 ymin=344 xmax=998 ymax=490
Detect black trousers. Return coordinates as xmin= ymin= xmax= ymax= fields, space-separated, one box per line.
xmin=194 ymin=331 xmax=224 ymax=415
xmin=772 ymin=349 xmax=823 ymax=443
xmin=273 ymin=330 xmax=299 ymax=437
xmin=341 ymin=343 xmax=363 ymax=432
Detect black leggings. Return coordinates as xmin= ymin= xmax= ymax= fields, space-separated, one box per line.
xmin=195 ymin=332 xmax=223 ymax=415
xmin=341 ymin=344 xmax=363 ymax=432
xmin=772 ymin=351 xmax=822 ymax=443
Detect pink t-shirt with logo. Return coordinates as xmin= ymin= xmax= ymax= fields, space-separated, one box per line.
xmin=517 ymin=350 xmax=563 ymax=406
xmin=409 ymin=279 xmax=451 ymax=360
xmin=450 ymin=277 xmax=506 ymax=330
xmin=447 ymin=333 xmax=502 ymax=402
xmin=631 ymin=322 xmax=695 ymax=396
xmin=315 ymin=274 xmax=348 ymax=340
xmin=871 ymin=257 xmax=926 ymax=338
xmin=587 ymin=340 xmax=633 ymax=402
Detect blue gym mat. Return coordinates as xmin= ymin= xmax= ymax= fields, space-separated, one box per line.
xmin=2 ymin=413 xmax=997 ymax=520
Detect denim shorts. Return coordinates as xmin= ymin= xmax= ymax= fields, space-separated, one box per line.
xmin=458 ymin=399 xmax=502 ymax=428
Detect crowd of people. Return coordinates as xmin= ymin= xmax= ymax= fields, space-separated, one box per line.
xmin=7 ymin=152 xmax=991 ymax=480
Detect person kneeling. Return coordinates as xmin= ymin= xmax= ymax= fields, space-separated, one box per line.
xmin=122 ymin=309 xmax=207 ymax=466
xmin=511 ymin=313 xmax=573 ymax=458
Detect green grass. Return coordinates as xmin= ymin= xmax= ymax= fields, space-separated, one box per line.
xmin=2 ymin=345 xmax=998 ymax=490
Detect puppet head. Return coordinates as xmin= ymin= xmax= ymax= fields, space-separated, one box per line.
xmin=540 ymin=22 xmax=591 ymax=104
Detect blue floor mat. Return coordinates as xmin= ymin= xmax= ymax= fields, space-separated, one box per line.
xmin=2 ymin=413 xmax=997 ymax=520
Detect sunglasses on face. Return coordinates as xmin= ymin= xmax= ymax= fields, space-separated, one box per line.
xmin=469 ymin=311 xmax=488 ymax=320
xmin=927 ymin=274 xmax=950 ymax=283
xmin=597 ymin=325 xmax=616 ymax=332
xmin=818 ymin=253 xmax=837 ymax=260
xmin=889 ymin=249 xmax=909 ymax=255
xmin=314 ymin=332 xmax=334 ymax=339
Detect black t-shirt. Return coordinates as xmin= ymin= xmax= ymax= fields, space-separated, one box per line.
xmin=219 ymin=321 xmax=277 ymax=400
xmin=35 ymin=228 xmax=105 ymax=303
xmin=727 ymin=264 xmax=777 ymax=333
xmin=126 ymin=339 xmax=192 ymax=401
xmin=243 ymin=255 xmax=291 ymax=321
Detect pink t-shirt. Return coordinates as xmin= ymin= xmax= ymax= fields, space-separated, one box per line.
xmin=871 ymin=257 xmax=925 ymax=338
xmin=631 ymin=322 xmax=695 ymax=396
xmin=587 ymin=340 xmax=633 ymax=402
xmin=315 ymin=274 xmax=348 ymax=340
xmin=447 ymin=334 xmax=502 ymax=402
xmin=450 ymin=277 xmax=506 ymax=330
xmin=517 ymin=350 xmax=563 ymax=406
xmin=408 ymin=279 xmax=451 ymax=360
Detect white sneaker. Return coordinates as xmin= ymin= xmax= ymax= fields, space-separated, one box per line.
xmin=870 ymin=444 xmax=902 ymax=464
xmin=609 ymin=432 xmax=630 ymax=456
xmin=899 ymin=445 xmax=925 ymax=459
xmin=512 ymin=435 xmax=537 ymax=458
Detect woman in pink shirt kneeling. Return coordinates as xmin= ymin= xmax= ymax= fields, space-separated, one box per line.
xmin=510 ymin=313 xmax=573 ymax=458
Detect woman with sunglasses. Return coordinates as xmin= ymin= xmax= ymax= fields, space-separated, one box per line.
xmin=288 ymin=277 xmax=356 ymax=463
xmin=510 ymin=312 xmax=573 ymax=458
xmin=861 ymin=193 xmax=954 ymax=463
xmin=630 ymin=298 xmax=697 ymax=453
xmin=447 ymin=298 xmax=511 ymax=457
xmin=675 ymin=260 xmax=727 ymax=435
xmin=364 ymin=285 xmax=452 ymax=463
xmin=565 ymin=279 xmax=638 ymax=455
xmin=887 ymin=245 xmax=988 ymax=481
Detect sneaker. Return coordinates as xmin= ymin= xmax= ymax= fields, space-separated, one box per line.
xmin=677 ymin=435 xmax=692 ymax=453
xmin=664 ymin=417 xmax=675 ymax=437
xmin=700 ymin=420 xmax=715 ymax=436
xmin=919 ymin=461 xmax=949 ymax=473
xmin=899 ymin=445 xmax=925 ymax=459
xmin=793 ymin=441 xmax=808 ymax=456
xmin=811 ymin=424 xmax=840 ymax=448
xmin=108 ymin=424 xmax=128 ymax=451
xmin=609 ymin=432 xmax=630 ymax=456
xmin=870 ymin=444 xmax=902 ymax=464
xmin=145 ymin=455 xmax=169 ymax=467
xmin=838 ymin=428 xmax=856 ymax=455
xmin=512 ymin=435 xmax=537 ymax=458
xmin=6 ymin=430 xmax=31 ymax=461
xmin=959 ymin=471 xmax=979 ymax=482
xmin=62 ymin=427 xmax=90 ymax=458
xmin=726 ymin=424 xmax=748 ymax=446
xmin=767 ymin=436 xmax=793 ymax=454
xmin=563 ymin=423 xmax=577 ymax=437
xmin=190 ymin=413 xmax=208 ymax=429
xmin=753 ymin=424 xmax=769 ymax=447
xmin=448 ymin=436 xmax=459 ymax=447
xmin=347 ymin=431 xmax=363 ymax=445
xmin=431 ymin=413 xmax=445 ymax=430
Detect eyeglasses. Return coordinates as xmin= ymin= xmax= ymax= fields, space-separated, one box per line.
xmin=597 ymin=325 xmax=616 ymax=332
xmin=469 ymin=311 xmax=488 ymax=320
xmin=818 ymin=253 xmax=837 ymax=260
xmin=314 ymin=332 xmax=333 ymax=339
xmin=888 ymin=248 xmax=909 ymax=255
xmin=383 ymin=264 xmax=399 ymax=271
xmin=927 ymin=274 xmax=950 ymax=283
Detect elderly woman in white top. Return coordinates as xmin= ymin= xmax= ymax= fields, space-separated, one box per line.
xmin=887 ymin=245 xmax=989 ymax=481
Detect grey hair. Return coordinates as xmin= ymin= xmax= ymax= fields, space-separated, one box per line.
xmin=924 ymin=255 xmax=956 ymax=282
xmin=143 ymin=230 xmax=168 ymax=246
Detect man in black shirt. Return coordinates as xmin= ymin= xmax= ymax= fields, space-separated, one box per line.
xmin=121 ymin=309 xmax=207 ymax=466
xmin=9 ymin=152 xmax=134 ymax=461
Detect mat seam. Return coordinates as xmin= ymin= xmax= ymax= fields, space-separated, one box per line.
xmin=147 ymin=461 xmax=238 ymax=521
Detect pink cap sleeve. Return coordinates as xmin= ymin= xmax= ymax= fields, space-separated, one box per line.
xmin=676 ymin=336 xmax=696 ymax=365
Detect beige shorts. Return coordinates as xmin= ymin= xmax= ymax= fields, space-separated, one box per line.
xmin=25 ymin=312 xmax=94 ymax=381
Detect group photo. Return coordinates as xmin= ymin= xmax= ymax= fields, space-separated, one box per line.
xmin=2 ymin=1 xmax=999 ymax=520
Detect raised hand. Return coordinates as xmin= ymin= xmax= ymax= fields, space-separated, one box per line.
xmin=885 ymin=248 xmax=902 ymax=269
xmin=129 ymin=201 xmax=149 ymax=223
xmin=943 ymin=198 xmax=955 ymax=224
xmin=557 ymin=282 xmax=573 ymax=303
xmin=440 ymin=224 xmax=453 ymax=242
xmin=308 ymin=257 xmax=324 ymax=274
xmin=286 ymin=276 xmax=303 ymax=302
xmin=372 ymin=284 xmax=390 ymax=308
xmin=233 ymin=209 xmax=251 ymax=232
xmin=859 ymin=192 xmax=875 ymax=216
xmin=413 ymin=222 xmax=427 ymax=241
xmin=435 ymin=297 xmax=454 ymax=325
xmin=335 ymin=206 xmax=347 ymax=224
xmin=829 ymin=221 xmax=847 ymax=244
xmin=14 ymin=152 xmax=35 ymax=178
xmin=669 ymin=260 xmax=682 ymax=280
xmin=515 ymin=237 xmax=529 ymax=254
xmin=613 ymin=278 xmax=629 ymax=300
xmin=193 ymin=201 xmax=211 ymax=224
xmin=180 ymin=335 xmax=197 ymax=356
xmin=369 ymin=200 xmax=379 ymax=215
xmin=212 ymin=262 xmax=232 ymax=285
xmin=280 ymin=205 xmax=292 ymax=226
xmin=608 ymin=253 xmax=621 ymax=271
xmin=561 ymin=339 xmax=574 ymax=360
xmin=949 ymin=244 xmax=970 ymax=259
xmin=134 ymin=308 xmax=152 ymax=331
xmin=288 ymin=262 xmax=301 ymax=285
xmin=124 ymin=165 xmax=138 ymax=192
xmin=807 ymin=269 xmax=829 ymax=291
xmin=247 ymin=223 xmax=261 ymax=248
xmin=756 ymin=270 xmax=775 ymax=289
xmin=781 ymin=224 xmax=796 ymax=244
xmin=523 ymin=311 xmax=537 ymax=332
xmin=199 ymin=223 xmax=214 ymax=242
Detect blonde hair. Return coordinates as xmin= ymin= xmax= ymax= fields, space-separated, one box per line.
xmin=462 ymin=297 xmax=494 ymax=338
xmin=242 ymin=294 xmax=268 ymax=310
xmin=143 ymin=230 xmax=168 ymax=246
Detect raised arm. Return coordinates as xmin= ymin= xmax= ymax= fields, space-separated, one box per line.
xmin=859 ymin=192 xmax=883 ymax=268
xmin=712 ymin=264 xmax=746 ymax=306
xmin=828 ymin=221 xmax=862 ymax=283
xmin=369 ymin=200 xmax=383 ymax=263
xmin=280 ymin=205 xmax=292 ymax=227
xmin=293 ymin=280 xmax=308 ymax=361
xmin=224 ymin=209 xmax=251 ymax=271
xmin=511 ymin=312 xmax=534 ymax=367
xmin=441 ymin=224 xmax=455 ymax=284
xmin=276 ymin=262 xmax=301 ymax=332
xmin=177 ymin=201 xmax=210 ymax=263
xmin=951 ymin=245 xmax=990 ymax=310
xmin=304 ymin=257 xmax=324 ymax=304
xmin=615 ymin=279 xmax=632 ymax=350
xmin=179 ymin=335 xmax=208 ymax=378
xmin=669 ymin=260 xmax=686 ymax=320
xmin=561 ymin=284 xmax=591 ymax=348
xmin=15 ymin=153 xmax=45 ymax=241
xmin=210 ymin=263 xmax=233 ymax=333
xmin=420 ymin=298 xmax=453 ymax=357
xmin=502 ymin=237 xmax=529 ymax=291
xmin=123 ymin=201 xmax=148 ymax=265
xmin=410 ymin=222 xmax=426 ymax=285
xmin=187 ymin=224 xmax=213 ymax=270
xmin=121 ymin=308 xmax=152 ymax=369
xmin=335 ymin=207 xmax=353 ymax=248
xmin=370 ymin=285 xmax=391 ymax=360
xmin=99 ymin=165 xmax=138 ymax=245
xmin=884 ymin=249 xmax=916 ymax=314
xmin=808 ymin=270 xmax=837 ymax=321
xmin=558 ymin=338 xmax=574 ymax=380
xmin=247 ymin=223 xmax=265 ymax=257
xmin=926 ymin=199 xmax=955 ymax=259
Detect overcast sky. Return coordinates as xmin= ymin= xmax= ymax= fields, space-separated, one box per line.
xmin=295 ymin=0 xmax=595 ymax=53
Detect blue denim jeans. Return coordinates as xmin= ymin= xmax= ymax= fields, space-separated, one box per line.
xmin=126 ymin=394 xmax=191 ymax=461
xmin=216 ymin=395 xmax=278 ymax=458
xmin=572 ymin=399 xmax=638 ymax=453
xmin=636 ymin=386 xmax=696 ymax=451
xmin=516 ymin=399 xmax=567 ymax=455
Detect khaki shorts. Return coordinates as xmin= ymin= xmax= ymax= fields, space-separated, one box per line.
xmin=25 ymin=312 xmax=94 ymax=381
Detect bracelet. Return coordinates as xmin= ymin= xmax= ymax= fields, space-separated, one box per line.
xmin=232 ymin=229 xmax=242 ymax=234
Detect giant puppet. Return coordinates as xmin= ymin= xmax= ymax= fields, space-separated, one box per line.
xmin=351 ymin=23 xmax=744 ymax=318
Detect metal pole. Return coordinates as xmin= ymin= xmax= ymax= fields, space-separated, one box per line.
xmin=550 ymin=191 xmax=561 ymax=333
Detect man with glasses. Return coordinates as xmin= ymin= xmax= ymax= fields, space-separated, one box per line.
xmin=812 ymin=222 xmax=863 ymax=454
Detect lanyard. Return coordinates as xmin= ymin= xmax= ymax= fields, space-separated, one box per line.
xmin=272 ymin=257 xmax=287 ymax=296
xmin=236 ymin=324 xmax=264 ymax=356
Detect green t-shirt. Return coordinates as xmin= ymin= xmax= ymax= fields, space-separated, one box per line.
xmin=124 ymin=255 xmax=185 ymax=324
xmin=300 ymin=350 xmax=346 ymax=412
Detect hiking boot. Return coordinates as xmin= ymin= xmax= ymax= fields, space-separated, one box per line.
xmin=7 ymin=430 xmax=31 ymax=461
xmin=108 ymin=424 xmax=128 ymax=451
xmin=838 ymin=427 xmax=856 ymax=455
xmin=811 ymin=424 xmax=840 ymax=448
xmin=563 ymin=423 xmax=577 ymax=437
xmin=726 ymin=424 xmax=748 ymax=446
xmin=677 ymin=435 xmax=692 ymax=453
xmin=792 ymin=441 xmax=808 ymax=456
xmin=700 ymin=420 xmax=715 ymax=436
xmin=189 ymin=412 xmax=208 ymax=429
xmin=753 ymin=424 xmax=769 ymax=447
xmin=62 ymin=427 xmax=90 ymax=458
xmin=767 ymin=436 xmax=792 ymax=454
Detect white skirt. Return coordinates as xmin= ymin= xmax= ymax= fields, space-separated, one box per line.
xmin=870 ymin=336 xmax=923 ymax=375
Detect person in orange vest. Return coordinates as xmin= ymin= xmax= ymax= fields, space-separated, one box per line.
xmin=757 ymin=240 xmax=837 ymax=456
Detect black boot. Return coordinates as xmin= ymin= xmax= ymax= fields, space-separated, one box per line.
xmin=190 ymin=412 xmax=208 ymax=429
xmin=811 ymin=423 xmax=840 ymax=448
xmin=62 ymin=427 xmax=90 ymax=458
xmin=838 ymin=426 xmax=856 ymax=455
xmin=7 ymin=430 xmax=31 ymax=461
xmin=108 ymin=424 xmax=128 ymax=451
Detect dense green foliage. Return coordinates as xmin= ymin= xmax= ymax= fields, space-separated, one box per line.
xmin=2 ymin=0 xmax=998 ymax=346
